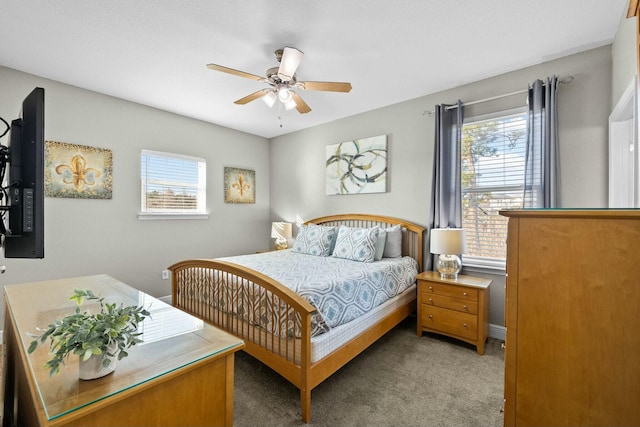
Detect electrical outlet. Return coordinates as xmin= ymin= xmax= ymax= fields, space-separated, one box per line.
xmin=162 ymin=270 xmax=170 ymax=280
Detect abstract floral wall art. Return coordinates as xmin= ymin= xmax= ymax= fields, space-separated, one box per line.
xmin=326 ymin=134 xmax=387 ymax=195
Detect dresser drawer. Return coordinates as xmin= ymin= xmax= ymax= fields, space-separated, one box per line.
xmin=420 ymin=281 xmax=478 ymax=302
xmin=421 ymin=292 xmax=478 ymax=314
xmin=420 ymin=305 xmax=478 ymax=341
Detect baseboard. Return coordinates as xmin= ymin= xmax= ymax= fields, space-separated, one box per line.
xmin=489 ymin=323 xmax=506 ymax=341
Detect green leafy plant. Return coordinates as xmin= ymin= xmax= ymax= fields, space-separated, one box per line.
xmin=28 ymin=288 xmax=150 ymax=376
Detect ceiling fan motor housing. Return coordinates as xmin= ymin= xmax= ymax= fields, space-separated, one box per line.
xmin=266 ymin=67 xmax=297 ymax=86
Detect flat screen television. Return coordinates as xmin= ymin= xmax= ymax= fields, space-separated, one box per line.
xmin=0 ymin=87 xmax=45 ymax=258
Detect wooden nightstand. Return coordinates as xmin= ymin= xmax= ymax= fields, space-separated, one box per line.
xmin=416 ymin=271 xmax=491 ymax=355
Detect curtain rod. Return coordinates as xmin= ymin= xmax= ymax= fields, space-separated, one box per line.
xmin=423 ymin=75 xmax=574 ymax=116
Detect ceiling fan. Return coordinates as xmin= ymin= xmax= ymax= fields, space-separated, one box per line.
xmin=206 ymin=47 xmax=352 ymax=114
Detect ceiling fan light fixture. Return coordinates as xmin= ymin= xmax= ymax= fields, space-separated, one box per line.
xmin=262 ymin=91 xmax=277 ymax=107
xmin=284 ymin=98 xmax=297 ymax=110
xmin=278 ymin=87 xmax=293 ymax=103
xmin=277 ymin=47 xmax=304 ymax=82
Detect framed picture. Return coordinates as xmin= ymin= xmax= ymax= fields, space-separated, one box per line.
xmin=224 ymin=167 xmax=255 ymax=204
xmin=45 ymin=141 xmax=113 ymax=199
xmin=326 ymin=134 xmax=387 ymax=195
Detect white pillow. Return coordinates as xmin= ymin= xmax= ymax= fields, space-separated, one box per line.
xmin=332 ymin=226 xmax=380 ymax=262
xmin=382 ymin=224 xmax=402 ymax=258
xmin=292 ymin=224 xmax=338 ymax=256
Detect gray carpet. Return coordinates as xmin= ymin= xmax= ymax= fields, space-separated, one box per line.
xmin=233 ymin=316 xmax=504 ymax=426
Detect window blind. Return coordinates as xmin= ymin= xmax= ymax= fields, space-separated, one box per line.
xmin=140 ymin=149 xmax=206 ymax=214
xmin=461 ymin=110 xmax=527 ymax=268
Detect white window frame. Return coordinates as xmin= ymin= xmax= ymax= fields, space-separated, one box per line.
xmin=461 ymin=107 xmax=527 ymax=271
xmin=138 ymin=149 xmax=208 ymax=220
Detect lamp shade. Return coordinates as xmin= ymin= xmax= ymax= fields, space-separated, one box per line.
xmin=271 ymin=222 xmax=292 ymax=240
xmin=261 ymin=91 xmax=277 ymax=107
xmin=430 ymin=228 xmax=467 ymax=255
xmin=277 ymin=47 xmax=304 ymax=82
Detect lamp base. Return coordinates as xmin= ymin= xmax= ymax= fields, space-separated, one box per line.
xmin=436 ymin=254 xmax=462 ymax=280
xmin=274 ymin=238 xmax=288 ymax=250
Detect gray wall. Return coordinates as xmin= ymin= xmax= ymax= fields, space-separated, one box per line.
xmin=269 ymin=45 xmax=614 ymax=329
xmin=0 ymin=66 xmax=270 ymax=324
xmin=2 ymin=13 xmax=635 ymax=333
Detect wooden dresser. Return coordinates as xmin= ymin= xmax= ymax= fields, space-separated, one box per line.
xmin=3 ymin=274 xmax=245 ymax=427
xmin=500 ymin=209 xmax=640 ymax=426
xmin=416 ymin=271 xmax=491 ymax=354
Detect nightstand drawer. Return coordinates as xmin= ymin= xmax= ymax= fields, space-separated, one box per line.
xmin=421 ymin=282 xmax=478 ymax=301
xmin=420 ymin=305 xmax=478 ymax=341
xmin=421 ymin=293 xmax=478 ymax=314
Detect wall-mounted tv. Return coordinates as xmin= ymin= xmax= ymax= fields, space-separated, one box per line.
xmin=0 ymin=87 xmax=45 ymax=259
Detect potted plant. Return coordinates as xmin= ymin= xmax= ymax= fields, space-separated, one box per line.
xmin=28 ymin=288 xmax=150 ymax=380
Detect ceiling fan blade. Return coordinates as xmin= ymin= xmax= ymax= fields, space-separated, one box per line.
xmin=234 ymin=89 xmax=271 ymax=105
xmin=297 ymin=81 xmax=352 ymax=93
xmin=277 ymin=47 xmax=304 ymax=82
xmin=291 ymin=92 xmax=311 ymax=114
xmin=206 ymin=63 xmax=264 ymax=81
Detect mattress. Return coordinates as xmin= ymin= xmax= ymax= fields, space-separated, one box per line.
xmin=310 ymin=284 xmax=416 ymax=363
xmin=218 ymin=249 xmax=418 ymax=335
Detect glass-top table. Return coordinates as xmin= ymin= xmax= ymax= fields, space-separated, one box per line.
xmin=3 ymin=274 xmax=244 ymax=426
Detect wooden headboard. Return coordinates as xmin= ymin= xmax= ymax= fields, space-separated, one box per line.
xmin=306 ymin=213 xmax=426 ymax=272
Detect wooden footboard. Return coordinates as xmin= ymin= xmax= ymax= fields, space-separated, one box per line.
xmin=169 ymin=260 xmax=315 ymax=375
xmin=169 ymin=214 xmax=425 ymax=423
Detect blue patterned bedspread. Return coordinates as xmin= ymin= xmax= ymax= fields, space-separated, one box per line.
xmin=219 ymin=250 xmax=418 ymax=333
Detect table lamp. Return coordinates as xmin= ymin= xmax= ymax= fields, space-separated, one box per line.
xmin=430 ymin=228 xmax=467 ymax=279
xmin=271 ymin=222 xmax=292 ymax=250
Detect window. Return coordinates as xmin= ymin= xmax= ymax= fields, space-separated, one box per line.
xmin=139 ymin=149 xmax=207 ymax=219
xmin=461 ymin=108 xmax=527 ymax=269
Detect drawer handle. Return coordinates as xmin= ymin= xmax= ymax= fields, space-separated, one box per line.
xmin=463 ymin=305 xmax=468 ymax=310
xmin=428 ymin=298 xmax=433 ymax=303
xmin=463 ymin=292 xmax=468 ymax=297
xmin=428 ymin=314 xmax=433 ymax=319
xmin=428 ymin=286 xmax=433 ymax=291
xmin=463 ymin=323 xmax=468 ymax=328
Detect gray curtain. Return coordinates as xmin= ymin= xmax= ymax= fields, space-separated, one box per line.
xmin=523 ymin=77 xmax=559 ymax=208
xmin=427 ymin=100 xmax=464 ymax=271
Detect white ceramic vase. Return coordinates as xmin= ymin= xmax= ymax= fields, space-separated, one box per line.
xmin=78 ymin=342 xmax=118 ymax=380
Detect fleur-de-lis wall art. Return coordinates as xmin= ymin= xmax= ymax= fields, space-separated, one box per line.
xmin=232 ymin=173 xmax=251 ymax=196
xmin=45 ymin=141 xmax=113 ymax=199
xmin=224 ymin=167 xmax=255 ymax=204
xmin=55 ymin=155 xmax=102 ymax=191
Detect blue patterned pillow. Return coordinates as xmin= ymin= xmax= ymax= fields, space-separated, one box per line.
xmin=332 ymin=226 xmax=380 ymax=262
xmin=292 ymin=224 xmax=338 ymax=256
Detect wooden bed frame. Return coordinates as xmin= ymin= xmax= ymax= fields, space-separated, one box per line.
xmin=168 ymin=214 xmax=425 ymax=423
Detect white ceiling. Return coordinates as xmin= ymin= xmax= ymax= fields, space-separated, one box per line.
xmin=0 ymin=0 xmax=629 ymax=139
